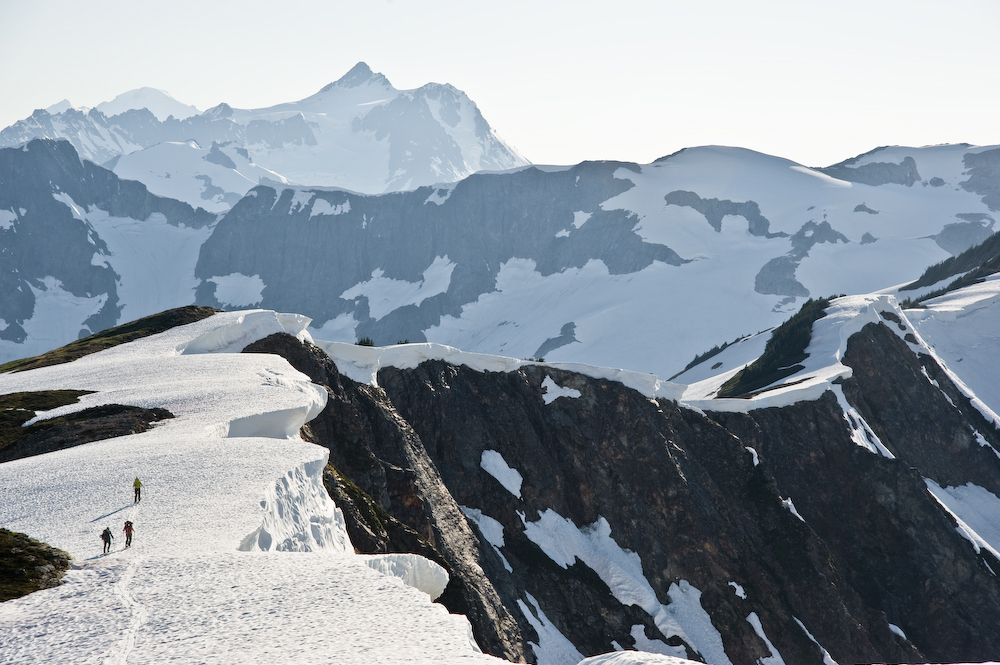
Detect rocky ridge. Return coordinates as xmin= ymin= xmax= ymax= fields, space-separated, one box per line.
xmin=241 ymin=295 xmax=1000 ymax=665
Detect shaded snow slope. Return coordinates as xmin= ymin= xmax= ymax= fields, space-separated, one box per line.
xmin=0 ymin=310 xmax=500 ymax=664
xmin=111 ymin=140 xmax=292 ymax=213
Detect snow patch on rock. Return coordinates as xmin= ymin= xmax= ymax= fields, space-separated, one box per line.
xmin=480 ymin=450 xmax=523 ymax=499
xmin=341 ymin=256 xmax=456 ymax=321
xmin=461 ymin=506 xmax=513 ymax=573
xmin=521 ymin=509 xmax=732 ymax=665
xmin=208 ymin=273 xmax=265 ymax=308
xmin=517 ymin=592 xmax=585 ymax=665
xmin=541 ymin=376 xmax=581 ymax=404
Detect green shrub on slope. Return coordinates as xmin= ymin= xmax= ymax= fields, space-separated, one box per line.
xmin=717 ymin=297 xmax=832 ymax=398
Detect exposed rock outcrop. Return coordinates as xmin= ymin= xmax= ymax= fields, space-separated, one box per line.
xmin=0 ymin=528 xmax=71 ymax=602
xmin=244 ymin=321 xmax=1000 ymax=664
xmin=242 ymin=334 xmax=531 ymax=663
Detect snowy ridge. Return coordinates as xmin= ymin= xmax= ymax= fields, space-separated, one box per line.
xmin=311 ymin=339 xmax=685 ymax=401
xmin=683 ymin=294 xmax=912 ymax=413
xmin=0 ymin=63 xmax=528 ymax=195
xmin=94 ymin=87 xmax=201 ymax=121
xmin=906 ymin=274 xmax=1000 ymax=425
xmin=0 ymin=310 xmax=503 ymax=664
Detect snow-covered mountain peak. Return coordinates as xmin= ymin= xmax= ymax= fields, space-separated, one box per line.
xmin=44 ymin=99 xmax=87 ymax=115
xmin=321 ymin=61 xmax=393 ymax=92
xmin=94 ymin=87 xmax=201 ymax=121
xmin=203 ymin=102 xmax=234 ymax=119
xmin=0 ymin=65 xmax=529 ymax=194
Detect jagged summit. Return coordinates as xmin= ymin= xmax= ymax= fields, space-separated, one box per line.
xmin=321 ymin=61 xmax=392 ymax=92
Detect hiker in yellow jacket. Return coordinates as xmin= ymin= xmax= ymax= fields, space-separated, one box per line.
xmin=133 ymin=477 xmax=142 ymax=503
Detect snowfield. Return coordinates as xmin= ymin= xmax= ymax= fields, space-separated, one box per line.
xmin=0 ymin=311 xmax=501 ymax=664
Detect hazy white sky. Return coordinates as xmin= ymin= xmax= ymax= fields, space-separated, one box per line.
xmin=1 ymin=0 xmax=998 ymax=167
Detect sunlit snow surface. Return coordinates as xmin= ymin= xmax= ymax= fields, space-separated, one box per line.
xmin=0 ymin=310 xmax=499 ymax=664
xmin=906 ymin=274 xmax=1000 ymax=419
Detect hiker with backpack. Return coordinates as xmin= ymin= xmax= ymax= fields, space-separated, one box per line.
xmin=101 ymin=527 xmax=114 ymax=554
xmin=123 ymin=520 xmax=134 ymax=547
xmin=133 ymin=477 xmax=142 ymax=503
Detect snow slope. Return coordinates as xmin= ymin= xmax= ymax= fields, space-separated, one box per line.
xmin=906 ymin=273 xmax=1000 ymax=419
xmin=452 ymin=144 xmax=985 ymax=377
xmin=111 ymin=140 xmax=292 ymax=213
xmin=0 ymin=310 xmax=501 ymax=664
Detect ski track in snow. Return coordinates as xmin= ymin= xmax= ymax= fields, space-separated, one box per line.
xmin=109 ymin=551 xmax=146 ymax=665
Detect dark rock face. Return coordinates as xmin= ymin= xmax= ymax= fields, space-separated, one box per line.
xmin=934 ymin=220 xmax=995 ymax=256
xmin=711 ymin=322 xmax=1000 ymax=664
xmin=242 ymin=320 xmax=1000 ymax=664
xmin=241 ymin=333 xmax=531 ymax=663
xmin=0 ymin=403 xmax=174 ymax=464
xmin=961 ymin=147 xmax=1000 ymax=211
xmin=0 ymin=528 xmax=72 ymax=602
xmin=664 ymin=190 xmax=785 ymax=238
xmin=379 ymin=361 xmax=910 ymax=665
xmin=819 ymin=154 xmax=921 ymax=187
xmin=0 ymin=139 xmax=214 ymax=342
xmin=753 ymin=221 xmax=850 ymax=297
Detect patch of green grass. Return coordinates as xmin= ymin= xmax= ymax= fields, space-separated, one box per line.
xmin=0 ymin=306 xmax=221 ymax=374
xmin=718 ymin=297 xmax=832 ymax=398
xmin=0 ymin=528 xmax=71 ymax=601
xmin=0 ymin=390 xmax=93 ymax=450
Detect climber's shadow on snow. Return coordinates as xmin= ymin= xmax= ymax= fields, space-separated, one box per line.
xmin=90 ymin=505 xmax=132 ymax=522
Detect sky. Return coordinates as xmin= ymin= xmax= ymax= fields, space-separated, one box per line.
xmin=1 ymin=0 xmax=998 ymax=168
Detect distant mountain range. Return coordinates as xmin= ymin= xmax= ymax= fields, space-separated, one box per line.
xmin=2 ymin=135 xmax=997 ymax=385
xmin=0 ymin=62 xmax=528 ymax=201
